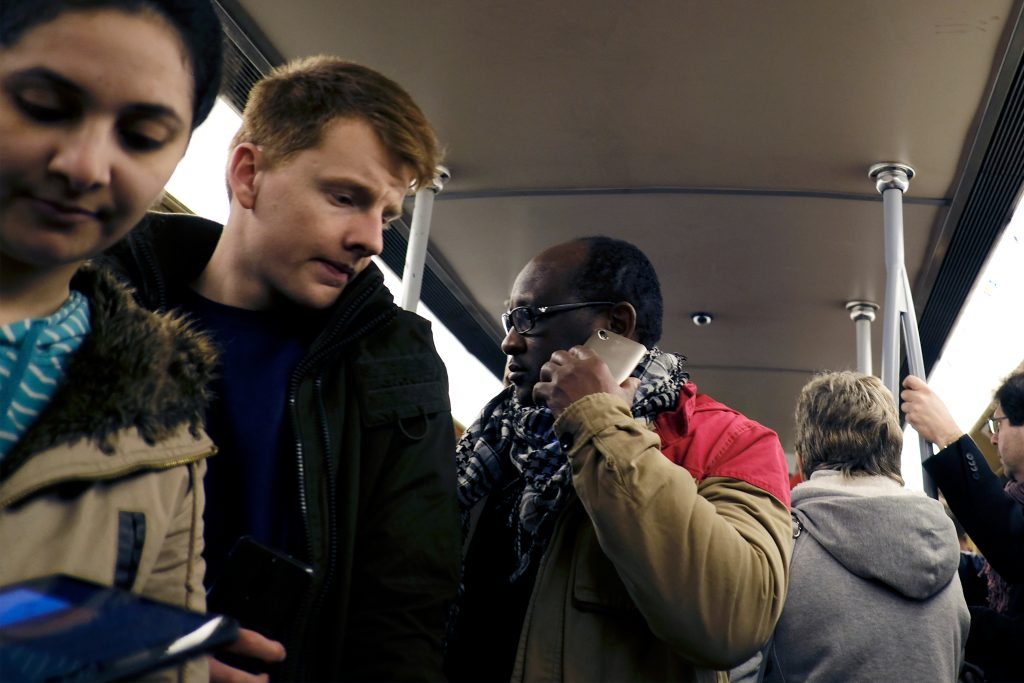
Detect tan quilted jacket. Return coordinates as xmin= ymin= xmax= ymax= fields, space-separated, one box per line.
xmin=0 ymin=267 xmax=217 ymax=682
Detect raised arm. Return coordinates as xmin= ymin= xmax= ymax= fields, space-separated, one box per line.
xmin=923 ymin=435 xmax=1024 ymax=581
xmin=555 ymin=393 xmax=791 ymax=669
xmin=901 ymin=376 xmax=1024 ymax=581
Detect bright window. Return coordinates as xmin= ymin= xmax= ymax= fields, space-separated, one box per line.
xmin=901 ymin=205 xmax=1024 ymax=490
xmin=165 ymin=98 xmax=237 ymax=225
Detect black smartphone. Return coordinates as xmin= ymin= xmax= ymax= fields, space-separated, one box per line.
xmin=206 ymin=536 xmax=313 ymax=651
xmin=0 ymin=573 xmax=237 ymax=682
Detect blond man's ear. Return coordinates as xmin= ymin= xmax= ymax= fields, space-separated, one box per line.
xmin=226 ymin=143 xmax=261 ymax=210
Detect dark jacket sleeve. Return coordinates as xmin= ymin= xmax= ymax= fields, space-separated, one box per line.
xmin=345 ymin=410 xmax=461 ymax=681
xmin=925 ymin=435 xmax=1024 ymax=582
xmin=341 ymin=323 xmax=462 ymax=681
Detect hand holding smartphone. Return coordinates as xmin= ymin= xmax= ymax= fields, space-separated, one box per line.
xmin=534 ymin=329 xmax=647 ymax=415
xmin=206 ymin=537 xmax=312 ymax=676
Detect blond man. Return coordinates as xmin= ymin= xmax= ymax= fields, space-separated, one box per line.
xmin=101 ymin=57 xmax=460 ymax=682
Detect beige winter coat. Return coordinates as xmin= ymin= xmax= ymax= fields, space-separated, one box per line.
xmin=510 ymin=391 xmax=793 ymax=683
xmin=0 ymin=267 xmax=217 ymax=682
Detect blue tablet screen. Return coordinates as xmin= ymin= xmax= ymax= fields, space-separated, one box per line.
xmin=0 ymin=590 xmax=69 ymax=628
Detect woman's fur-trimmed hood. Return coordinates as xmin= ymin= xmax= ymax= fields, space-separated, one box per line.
xmin=3 ymin=266 xmax=217 ymax=478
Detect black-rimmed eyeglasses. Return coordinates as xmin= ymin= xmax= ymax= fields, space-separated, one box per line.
xmin=501 ymin=301 xmax=614 ymax=335
xmin=988 ymin=415 xmax=1009 ymax=435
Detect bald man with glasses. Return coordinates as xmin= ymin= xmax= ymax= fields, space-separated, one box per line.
xmin=445 ymin=236 xmax=793 ymax=683
xmin=902 ymin=370 xmax=1024 ymax=682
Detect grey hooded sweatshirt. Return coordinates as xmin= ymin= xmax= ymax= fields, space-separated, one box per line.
xmin=765 ymin=471 xmax=970 ymax=683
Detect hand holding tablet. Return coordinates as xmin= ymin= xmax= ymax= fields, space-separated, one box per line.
xmin=0 ymin=574 xmax=238 ymax=682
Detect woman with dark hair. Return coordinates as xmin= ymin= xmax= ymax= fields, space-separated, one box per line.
xmin=0 ymin=2 xmax=224 ymax=680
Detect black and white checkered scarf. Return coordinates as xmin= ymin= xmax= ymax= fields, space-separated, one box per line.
xmin=456 ymin=347 xmax=689 ymax=580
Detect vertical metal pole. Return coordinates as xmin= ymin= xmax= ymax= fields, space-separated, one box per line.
xmin=846 ymin=301 xmax=878 ymax=375
xmin=869 ymin=162 xmax=936 ymax=498
xmin=855 ymin=319 xmax=872 ymax=375
xmin=870 ymin=163 xmax=914 ymax=396
xmin=399 ymin=166 xmax=450 ymax=312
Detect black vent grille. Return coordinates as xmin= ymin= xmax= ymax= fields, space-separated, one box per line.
xmin=220 ymin=36 xmax=264 ymax=114
xmin=214 ymin=1 xmax=275 ymax=112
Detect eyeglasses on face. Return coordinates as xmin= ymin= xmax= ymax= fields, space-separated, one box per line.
xmin=988 ymin=415 xmax=1009 ymax=435
xmin=501 ymin=301 xmax=614 ymax=335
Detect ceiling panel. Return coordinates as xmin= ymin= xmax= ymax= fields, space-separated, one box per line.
xmin=235 ymin=0 xmax=1014 ymax=196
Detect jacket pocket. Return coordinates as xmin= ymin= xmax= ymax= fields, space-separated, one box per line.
xmin=115 ymin=510 xmax=146 ymax=590
xmin=570 ymin=524 xmax=643 ymax=619
xmin=356 ymin=353 xmax=450 ymax=427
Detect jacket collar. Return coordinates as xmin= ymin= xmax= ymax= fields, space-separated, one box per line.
xmin=2 ymin=266 xmax=216 ymax=481
xmin=651 ymin=381 xmax=698 ymax=443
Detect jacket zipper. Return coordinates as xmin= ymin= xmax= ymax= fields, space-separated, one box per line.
xmin=305 ymin=374 xmax=338 ymax=677
xmin=0 ymin=446 xmax=217 ymax=509
xmin=289 ymin=281 xmax=377 ymax=570
xmin=284 ymin=390 xmax=312 ymax=682
xmin=286 ymin=280 xmax=396 ymax=680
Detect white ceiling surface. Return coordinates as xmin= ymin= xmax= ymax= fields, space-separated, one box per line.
xmin=236 ymin=0 xmax=1017 ymax=455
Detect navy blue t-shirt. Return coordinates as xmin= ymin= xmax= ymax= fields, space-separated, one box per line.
xmin=180 ymin=290 xmax=317 ymax=584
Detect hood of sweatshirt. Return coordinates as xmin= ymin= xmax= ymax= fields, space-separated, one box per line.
xmin=792 ymin=472 xmax=961 ymax=600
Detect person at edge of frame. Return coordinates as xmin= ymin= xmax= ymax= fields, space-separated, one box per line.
xmin=1 ymin=0 xmax=224 ymax=681
xmin=903 ymin=369 xmax=1024 ymax=683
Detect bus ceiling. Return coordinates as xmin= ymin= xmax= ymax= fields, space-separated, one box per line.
xmin=211 ymin=0 xmax=1024 ymax=472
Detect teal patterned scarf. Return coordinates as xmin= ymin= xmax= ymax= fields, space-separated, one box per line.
xmin=0 ymin=292 xmax=91 ymax=458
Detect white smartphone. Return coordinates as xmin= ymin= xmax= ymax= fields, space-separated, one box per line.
xmin=583 ymin=329 xmax=647 ymax=385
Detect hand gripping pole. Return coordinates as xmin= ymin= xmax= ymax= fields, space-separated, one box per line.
xmin=869 ymin=162 xmax=936 ymax=498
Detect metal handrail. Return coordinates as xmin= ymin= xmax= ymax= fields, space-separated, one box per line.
xmin=869 ymin=162 xmax=937 ymax=498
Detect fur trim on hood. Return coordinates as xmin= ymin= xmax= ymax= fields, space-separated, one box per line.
xmin=2 ymin=266 xmax=216 ymax=478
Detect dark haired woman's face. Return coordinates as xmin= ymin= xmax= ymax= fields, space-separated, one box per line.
xmin=0 ymin=8 xmax=193 ymax=273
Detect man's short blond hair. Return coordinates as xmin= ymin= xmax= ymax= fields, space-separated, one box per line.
xmin=231 ymin=55 xmax=441 ymax=190
xmin=795 ymin=371 xmax=904 ymax=483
